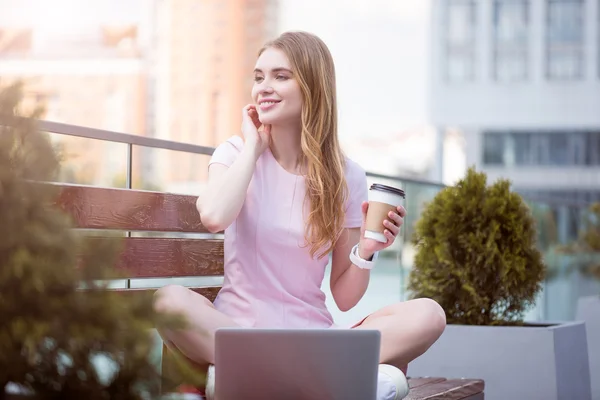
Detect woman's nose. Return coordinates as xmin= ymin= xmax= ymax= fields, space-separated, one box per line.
xmin=259 ymin=84 xmax=274 ymax=95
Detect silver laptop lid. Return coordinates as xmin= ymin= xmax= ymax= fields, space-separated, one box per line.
xmin=215 ymin=328 xmax=381 ymax=400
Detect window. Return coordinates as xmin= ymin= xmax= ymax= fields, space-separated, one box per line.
xmin=445 ymin=0 xmax=477 ymax=81
xmin=589 ymin=131 xmax=600 ymax=165
xmin=493 ymin=0 xmax=529 ymax=81
xmin=483 ymin=131 xmax=600 ymax=166
xmin=483 ymin=133 xmax=505 ymax=164
xmin=520 ymin=189 xmax=600 ymax=202
xmin=513 ymin=132 xmax=532 ymax=164
xmin=546 ymin=133 xmax=569 ymax=165
xmin=530 ymin=133 xmax=548 ymax=164
xmin=569 ymin=132 xmax=587 ymax=165
xmin=546 ymin=0 xmax=584 ymax=80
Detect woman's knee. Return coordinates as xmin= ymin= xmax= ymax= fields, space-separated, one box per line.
xmin=413 ymin=298 xmax=446 ymax=340
xmin=153 ymin=284 xmax=211 ymax=315
xmin=154 ymin=284 xmax=187 ymax=314
xmin=387 ymin=298 xmax=446 ymax=340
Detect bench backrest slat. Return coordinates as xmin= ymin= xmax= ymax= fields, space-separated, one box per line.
xmin=82 ymin=237 xmax=224 ymax=278
xmin=115 ymin=287 xmax=221 ymax=302
xmin=56 ymin=184 xmax=210 ymax=233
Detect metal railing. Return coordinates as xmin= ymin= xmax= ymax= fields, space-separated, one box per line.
xmin=37 ymin=119 xmax=593 ymax=208
xmin=39 ymin=119 xmax=440 ymax=191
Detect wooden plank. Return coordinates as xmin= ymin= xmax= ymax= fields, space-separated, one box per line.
xmin=81 ymin=237 xmax=224 ymax=278
xmin=406 ymin=379 xmax=484 ymax=400
xmin=408 ymin=377 xmax=447 ymax=389
xmin=190 ymin=286 xmax=221 ymax=301
xmin=54 ymin=184 xmax=212 ymax=233
xmin=114 ymin=286 xmax=221 ymax=302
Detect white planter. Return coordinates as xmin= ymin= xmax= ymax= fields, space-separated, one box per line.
xmin=577 ymin=295 xmax=600 ymax=400
xmin=409 ymin=322 xmax=591 ymax=400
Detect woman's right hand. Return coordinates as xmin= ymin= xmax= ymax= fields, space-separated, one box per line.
xmin=242 ymin=104 xmax=271 ymax=158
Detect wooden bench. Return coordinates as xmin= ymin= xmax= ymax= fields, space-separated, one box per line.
xmin=55 ymin=183 xmax=485 ymax=399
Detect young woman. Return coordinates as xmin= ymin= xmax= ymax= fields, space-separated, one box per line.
xmin=154 ymin=31 xmax=446 ymax=400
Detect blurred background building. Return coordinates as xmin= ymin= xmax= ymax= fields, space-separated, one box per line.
xmin=0 ymin=0 xmax=278 ymax=190
xmin=431 ymin=0 xmax=600 ymax=202
xmin=429 ymin=0 xmax=600 ymax=319
xmin=0 ymin=0 xmax=439 ymax=191
xmin=0 ymin=7 xmax=148 ymax=186
xmin=154 ymin=0 xmax=278 ymax=191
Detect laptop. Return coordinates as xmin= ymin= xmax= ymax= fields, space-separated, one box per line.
xmin=214 ymin=328 xmax=381 ymax=400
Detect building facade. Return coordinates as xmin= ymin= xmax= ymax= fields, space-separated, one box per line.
xmin=0 ymin=20 xmax=149 ymax=188
xmin=154 ymin=0 xmax=278 ymax=191
xmin=430 ymin=0 xmax=600 ymax=319
xmin=431 ymin=0 xmax=600 ymax=202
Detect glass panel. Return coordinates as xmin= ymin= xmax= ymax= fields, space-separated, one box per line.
xmin=132 ymin=145 xmax=211 ymax=195
xmin=446 ymin=0 xmax=476 ymax=81
xmin=513 ymin=132 xmax=532 ymax=165
xmin=546 ymin=0 xmax=584 ymax=79
xmin=44 ymin=131 xmax=128 ymax=187
xmin=494 ymin=0 xmax=529 ymax=81
xmin=399 ymin=180 xmax=444 ymax=300
xmin=569 ymin=131 xmax=587 ymax=165
xmin=589 ymin=131 xmax=600 ymax=165
xmin=483 ymin=132 xmax=506 ymax=165
xmin=547 ymin=133 xmax=569 ymax=165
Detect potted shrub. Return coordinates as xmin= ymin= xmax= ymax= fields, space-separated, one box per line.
xmin=0 ymin=82 xmax=200 ymax=399
xmin=406 ymin=167 xmax=591 ymax=400
xmin=560 ymin=202 xmax=600 ymax=400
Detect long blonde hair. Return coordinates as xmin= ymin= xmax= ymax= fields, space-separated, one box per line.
xmin=260 ymin=31 xmax=348 ymax=259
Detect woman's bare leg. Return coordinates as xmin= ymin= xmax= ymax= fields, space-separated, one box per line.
xmin=353 ymin=298 xmax=446 ymax=373
xmin=153 ymin=284 xmax=239 ymax=366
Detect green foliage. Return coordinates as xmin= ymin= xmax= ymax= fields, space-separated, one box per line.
xmin=0 ymin=81 xmax=201 ymax=399
xmin=559 ymin=202 xmax=600 ymax=282
xmin=407 ymin=167 xmax=546 ymax=326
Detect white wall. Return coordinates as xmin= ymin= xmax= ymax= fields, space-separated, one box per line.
xmin=430 ymin=0 xmax=600 ymax=129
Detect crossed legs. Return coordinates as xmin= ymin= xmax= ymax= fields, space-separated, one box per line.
xmin=154 ymin=285 xmax=446 ymax=384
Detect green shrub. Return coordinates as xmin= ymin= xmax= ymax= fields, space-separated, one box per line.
xmin=407 ymin=167 xmax=546 ymax=326
xmin=0 ymin=81 xmax=199 ymax=399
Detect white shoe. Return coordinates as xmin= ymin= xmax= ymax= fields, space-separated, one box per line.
xmin=377 ymin=364 xmax=410 ymax=400
xmin=205 ymin=364 xmax=215 ymax=400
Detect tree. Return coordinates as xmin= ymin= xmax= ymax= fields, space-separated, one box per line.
xmin=0 ymin=81 xmax=199 ymax=399
xmin=407 ymin=167 xmax=546 ymax=325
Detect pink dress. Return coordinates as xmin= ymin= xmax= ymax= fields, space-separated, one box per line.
xmin=208 ymin=136 xmax=368 ymax=329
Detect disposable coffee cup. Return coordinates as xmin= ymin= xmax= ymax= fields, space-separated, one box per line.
xmin=364 ymin=184 xmax=405 ymax=243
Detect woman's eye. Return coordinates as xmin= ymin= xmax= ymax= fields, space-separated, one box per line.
xmin=276 ymin=75 xmax=288 ymax=80
xmin=254 ymin=76 xmax=264 ymax=82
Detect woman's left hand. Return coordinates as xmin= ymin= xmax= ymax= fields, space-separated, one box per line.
xmin=357 ymin=201 xmax=406 ymax=259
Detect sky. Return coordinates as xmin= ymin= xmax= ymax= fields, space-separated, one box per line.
xmin=277 ymin=0 xmax=432 ymax=139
